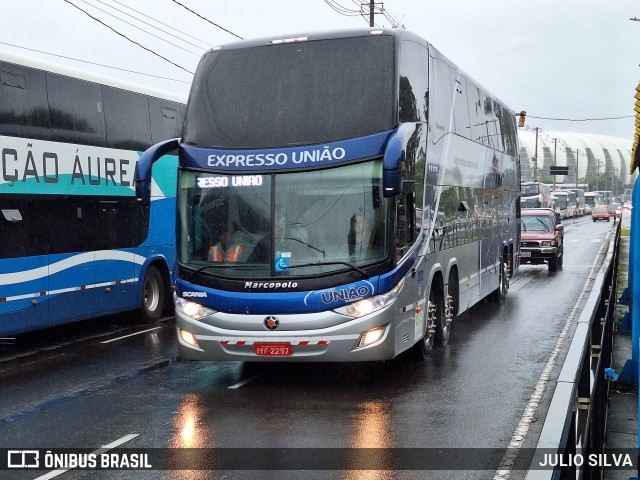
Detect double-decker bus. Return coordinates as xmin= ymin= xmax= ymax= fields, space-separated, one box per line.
xmin=137 ymin=29 xmax=520 ymax=362
xmin=0 ymin=50 xmax=185 ymax=336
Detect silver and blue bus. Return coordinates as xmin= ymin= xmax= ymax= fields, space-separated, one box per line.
xmin=0 ymin=50 xmax=185 ymax=336
xmin=137 ymin=29 xmax=520 ymax=362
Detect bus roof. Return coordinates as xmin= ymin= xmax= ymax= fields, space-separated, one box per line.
xmin=203 ymin=27 xmax=512 ymax=114
xmin=0 ymin=49 xmax=187 ymax=104
xmin=207 ymin=27 xmax=427 ymax=51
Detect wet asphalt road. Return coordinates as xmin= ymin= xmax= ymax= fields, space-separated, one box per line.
xmin=0 ymin=214 xmax=617 ymax=480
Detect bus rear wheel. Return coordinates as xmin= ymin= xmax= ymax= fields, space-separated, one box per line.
xmin=140 ymin=265 xmax=165 ymax=323
xmin=488 ymin=255 xmax=509 ymax=303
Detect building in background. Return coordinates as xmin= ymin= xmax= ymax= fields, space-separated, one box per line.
xmin=517 ymin=129 xmax=636 ymax=193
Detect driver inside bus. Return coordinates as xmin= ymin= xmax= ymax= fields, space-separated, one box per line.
xmin=209 ymin=230 xmax=245 ymax=263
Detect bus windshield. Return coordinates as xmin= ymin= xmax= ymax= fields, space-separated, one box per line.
xmin=183 ymin=36 xmax=395 ymax=148
xmin=178 ymin=161 xmax=388 ymax=278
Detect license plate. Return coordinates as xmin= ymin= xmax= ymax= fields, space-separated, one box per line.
xmin=520 ymin=251 xmax=531 ymax=257
xmin=254 ymin=343 xmax=292 ymax=356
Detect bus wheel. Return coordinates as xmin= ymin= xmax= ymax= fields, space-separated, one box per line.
xmin=488 ymin=256 xmax=509 ymax=303
xmin=408 ymin=290 xmax=437 ymax=361
xmin=437 ymin=280 xmax=455 ymax=346
xmin=140 ymin=265 xmax=165 ymax=323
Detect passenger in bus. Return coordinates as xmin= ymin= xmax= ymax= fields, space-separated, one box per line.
xmin=348 ymin=215 xmax=364 ymax=255
xmin=209 ymin=230 xmax=245 ymax=263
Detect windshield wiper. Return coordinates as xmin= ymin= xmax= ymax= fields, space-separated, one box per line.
xmin=284 ymin=237 xmax=326 ymax=258
xmin=534 ymin=218 xmax=550 ymax=230
xmin=285 ymin=261 xmax=368 ymax=276
xmin=186 ymin=263 xmax=249 ymax=281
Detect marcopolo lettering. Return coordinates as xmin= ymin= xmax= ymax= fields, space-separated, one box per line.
xmin=207 ymin=146 xmax=347 ymax=168
xmin=244 ymin=281 xmax=298 ymax=290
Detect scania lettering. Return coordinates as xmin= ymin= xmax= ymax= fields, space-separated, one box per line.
xmin=137 ymin=29 xmax=520 ymax=362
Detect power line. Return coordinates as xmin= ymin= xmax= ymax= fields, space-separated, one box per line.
xmin=0 ymin=41 xmax=191 ymax=84
xmin=170 ymin=0 xmax=243 ymax=40
xmin=76 ymin=0 xmax=201 ymax=56
xmin=92 ymin=0 xmax=209 ymax=52
xmin=62 ymin=0 xmax=193 ymax=74
xmin=325 ymin=0 xmax=405 ymax=28
xmin=108 ymin=0 xmax=212 ymax=49
xmin=528 ymin=114 xmax=634 ymax=122
xmin=323 ymin=0 xmax=361 ymax=16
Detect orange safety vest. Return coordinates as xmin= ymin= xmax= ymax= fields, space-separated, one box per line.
xmin=209 ymin=244 xmax=244 ymax=263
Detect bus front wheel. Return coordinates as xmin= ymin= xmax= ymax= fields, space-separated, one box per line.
xmin=407 ymin=288 xmax=437 ymax=361
xmin=139 ymin=265 xmax=165 ymax=323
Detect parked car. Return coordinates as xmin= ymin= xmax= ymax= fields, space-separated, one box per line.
xmin=520 ymin=208 xmax=564 ymax=271
xmin=592 ymin=205 xmax=610 ymax=222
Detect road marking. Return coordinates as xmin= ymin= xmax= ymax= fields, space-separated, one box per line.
xmin=21 ymin=354 xmax=66 ymax=366
xmin=34 ymin=433 xmax=139 ymax=479
xmin=100 ymin=327 xmax=162 ymax=344
xmin=493 ymin=237 xmax=605 ymax=480
xmin=228 ymin=376 xmax=257 ymax=389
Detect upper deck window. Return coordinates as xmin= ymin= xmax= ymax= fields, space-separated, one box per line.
xmin=183 ymin=35 xmax=395 ymax=148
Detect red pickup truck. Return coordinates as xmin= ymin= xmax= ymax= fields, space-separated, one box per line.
xmin=519 ymin=208 xmax=565 ymax=271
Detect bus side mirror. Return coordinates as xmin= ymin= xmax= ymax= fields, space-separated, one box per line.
xmin=382 ymin=123 xmax=419 ymax=197
xmin=135 ymin=138 xmax=180 ymax=206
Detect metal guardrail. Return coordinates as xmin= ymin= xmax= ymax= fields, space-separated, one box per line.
xmin=525 ymin=222 xmax=620 ymax=479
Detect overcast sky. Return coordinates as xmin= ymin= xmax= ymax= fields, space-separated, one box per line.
xmin=3 ymin=0 xmax=639 ymax=139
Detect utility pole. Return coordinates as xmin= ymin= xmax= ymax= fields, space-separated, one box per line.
xmin=369 ymin=0 xmax=375 ymax=27
xmin=552 ymin=138 xmax=557 ymax=191
xmin=532 ymin=127 xmax=539 ymax=182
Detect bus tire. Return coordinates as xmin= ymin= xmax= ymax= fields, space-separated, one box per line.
xmin=438 ymin=272 xmax=457 ymax=346
xmin=407 ymin=288 xmax=437 ymax=361
xmin=139 ymin=265 xmax=165 ymax=323
xmin=488 ymin=254 xmax=509 ymax=303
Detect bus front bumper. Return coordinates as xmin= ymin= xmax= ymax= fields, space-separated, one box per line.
xmin=174 ymin=308 xmax=402 ymax=362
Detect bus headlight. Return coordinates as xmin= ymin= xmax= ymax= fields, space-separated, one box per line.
xmin=175 ymin=296 xmax=216 ymax=320
xmin=333 ymin=281 xmax=403 ymax=318
xmin=180 ymin=329 xmax=199 ymax=347
xmin=358 ymin=326 xmax=386 ymax=348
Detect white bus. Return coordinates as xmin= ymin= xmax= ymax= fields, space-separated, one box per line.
xmin=0 ymin=50 xmax=185 ymax=336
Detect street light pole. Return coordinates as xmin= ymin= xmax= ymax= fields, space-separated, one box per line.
xmin=575 ymin=149 xmax=579 ymax=189
xmin=552 ymin=138 xmax=557 ymax=191
xmin=533 ymin=127 xmax=539 ymax=182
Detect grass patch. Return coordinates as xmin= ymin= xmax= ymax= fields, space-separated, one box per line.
xmin=621 ymin=227 xmax=630 ymax=237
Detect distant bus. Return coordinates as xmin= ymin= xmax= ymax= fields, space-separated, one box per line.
xmin=521 ymin=181 xmax=551 ymax=197
xmin=594 ymin=190 xmax=612 ymax=205
xmin=137 ymin=28 xmax=521 ymax=362
xmin=552 ymin=191 xmax=576 ymax=219
xmin=520 ymin=182 xmax=552 ymax=209
xmin=584 ymin=191 xmax=603 ymax=214
xmin=0 ymin=50 xmax=185 ymax=336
